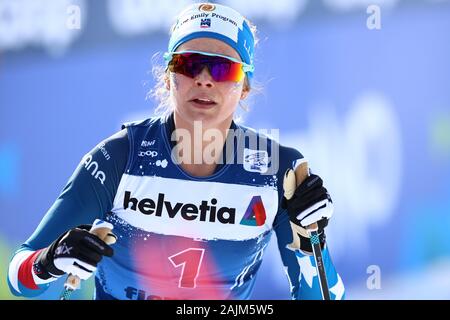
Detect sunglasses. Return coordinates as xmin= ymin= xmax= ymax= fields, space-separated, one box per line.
xmin=163 ymin=50 xmax=254 ymax=83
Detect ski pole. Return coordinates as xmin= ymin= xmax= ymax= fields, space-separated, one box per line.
xmin=284 ymin=161 xmax=330 ymax=300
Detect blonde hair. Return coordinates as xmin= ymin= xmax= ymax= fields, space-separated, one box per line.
xmin=148 ymin=18 xmax=262 ymax=119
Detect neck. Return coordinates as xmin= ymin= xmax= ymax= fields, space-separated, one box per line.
xmin=171 ymin=111 xmax=233 ymax=176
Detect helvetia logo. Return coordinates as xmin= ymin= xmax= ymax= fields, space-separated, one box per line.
xmin=240 ymin=196 xmax=266 ymax=226
xmin=123 ymin=191 xmax=236 ymax=224
xmin=123 ymin=192 xmax=267 ymax=227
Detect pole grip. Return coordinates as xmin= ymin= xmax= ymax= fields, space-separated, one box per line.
xmin=63 ymin=219 xmax=115 ymax=291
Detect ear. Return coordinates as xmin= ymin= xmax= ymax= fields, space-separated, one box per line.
xmin=165 ymin=76 xmax=170 ymax=90
xmin=240 ymin=86 xmax=250 ymax=100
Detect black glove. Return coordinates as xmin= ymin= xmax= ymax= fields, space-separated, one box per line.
xmin=33 ymin=225 xmax=114 ymax=281
xmin=282 ymin=172 xmax=334 ymax=252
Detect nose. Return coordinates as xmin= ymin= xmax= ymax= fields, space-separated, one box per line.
xmin=194 ymin=67 xmax=214 ymax=88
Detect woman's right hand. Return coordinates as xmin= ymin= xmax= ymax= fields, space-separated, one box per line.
xmin=34 ymin=225 xmax=115 ymax=281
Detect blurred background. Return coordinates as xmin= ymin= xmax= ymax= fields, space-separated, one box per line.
xmin=1 ymin=0 xmax=450 ymax=300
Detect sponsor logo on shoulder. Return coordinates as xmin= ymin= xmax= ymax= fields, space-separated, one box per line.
xmin=98 ymin=142 xmax=111 ymax=160
xmin=138 ymin=150 xmax=158 ymax=158
xmin=155 ymin=159 xmax=168 ymax=168
xmin=82 ymin=154 xmax=106 ymax=185
xmin=141 ymin=140 xmax=156 ymax=148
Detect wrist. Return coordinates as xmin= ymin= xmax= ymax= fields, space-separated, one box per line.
xmin=298 ymin=230 xmax=326 ymax=253
xmin=34 ymin=241 xmax=66 ymax=280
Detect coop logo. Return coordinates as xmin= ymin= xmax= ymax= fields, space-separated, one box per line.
xmin=138 ymin=150 xmax=158 ymax=158
xmin=82 ymin=154 xmax=106 ymax=185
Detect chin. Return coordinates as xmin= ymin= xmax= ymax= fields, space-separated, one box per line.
xmin=177 ymin=105 xmax=234 ymax=128
xmin=186 ymin=106 xmax=220 ymax=122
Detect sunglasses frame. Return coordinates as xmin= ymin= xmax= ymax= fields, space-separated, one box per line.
xmin=163 ymin=50 xmax=255 ymax=76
